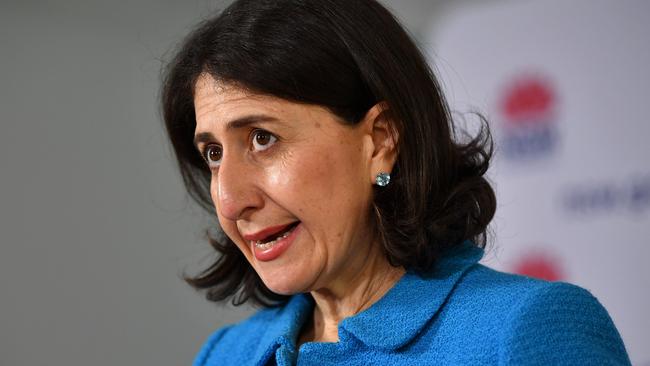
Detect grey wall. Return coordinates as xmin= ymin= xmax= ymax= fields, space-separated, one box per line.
xmin=0 ymin=1 xmax=445 ymax=365
xmin=1 ymin=1 xmax=249 ymax=365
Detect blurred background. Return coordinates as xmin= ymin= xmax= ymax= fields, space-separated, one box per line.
xmin=1 ymin=0 xmax=648 ymax=365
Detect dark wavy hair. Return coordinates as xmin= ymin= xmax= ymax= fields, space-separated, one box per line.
xmin=161 ymin=0 xmax=496 ymax=307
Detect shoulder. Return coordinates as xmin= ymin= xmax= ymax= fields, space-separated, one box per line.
xmin=453 ymin=265 xmax=631 ymax=365
xmin=499 ymin=279 xmax=630 ymax=365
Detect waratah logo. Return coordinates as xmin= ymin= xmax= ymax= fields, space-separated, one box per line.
xmin=499 ymin=75 xmax=558 ymax=159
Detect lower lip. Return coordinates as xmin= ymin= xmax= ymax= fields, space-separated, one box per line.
xmin=252 ymin=223 xmax=301 ymax=262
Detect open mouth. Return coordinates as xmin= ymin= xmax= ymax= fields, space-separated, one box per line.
xmin=253 ymin=221 xmax=300 ymax=250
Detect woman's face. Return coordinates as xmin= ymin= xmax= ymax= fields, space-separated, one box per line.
xmin=193 ymin=74 xmax=384 ymax=295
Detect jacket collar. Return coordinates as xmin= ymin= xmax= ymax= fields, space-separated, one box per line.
xmin=252 ymin=240 xmax=483 ymax=363
xmin=251 ymin=293 xmax=313 ymax=366
xmin=340 ymin=240 xmax=484 ymax=349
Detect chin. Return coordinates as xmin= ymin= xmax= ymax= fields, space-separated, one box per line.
xmin=257 ymin=266 xmax=315 ymax=296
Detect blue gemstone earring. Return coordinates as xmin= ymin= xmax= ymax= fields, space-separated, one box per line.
xmin=375 ymin=172 xmax=391 ymax=187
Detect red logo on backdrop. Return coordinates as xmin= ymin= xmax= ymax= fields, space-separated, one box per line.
xmin=513 ymin=251 xmax=564 ymax=282
xmin=499 ymin=74 xmax=559 ymax=159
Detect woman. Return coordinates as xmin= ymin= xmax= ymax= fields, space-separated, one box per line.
xmin=162 ymin=0 xmax=630 ymax=365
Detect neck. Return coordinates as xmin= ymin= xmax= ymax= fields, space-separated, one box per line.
xmin=301 ymin=243 xmax=405 ymax=345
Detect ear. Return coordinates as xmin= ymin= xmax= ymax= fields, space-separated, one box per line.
xmin=360 ymin=102 xmax=399 ymax=184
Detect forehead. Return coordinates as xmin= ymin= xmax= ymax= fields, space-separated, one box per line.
xmin=193 ymin=74 xmax=277 ymax=124
xmin=193 ymin=73 xmax=345 ymax=136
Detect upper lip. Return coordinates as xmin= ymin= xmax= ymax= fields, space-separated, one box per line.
xmin=242 ymin=222 xmax=298 ymax=242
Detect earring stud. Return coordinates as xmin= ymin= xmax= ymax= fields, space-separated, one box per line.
xmin=375 ymin=172 xmax=391 ymax=187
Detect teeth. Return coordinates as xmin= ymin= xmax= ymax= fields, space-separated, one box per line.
xmin=253 ymin=226 xmax=295 ymax=250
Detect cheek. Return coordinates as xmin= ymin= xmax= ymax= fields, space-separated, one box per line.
xmin=209 ymin=173 xmax=218 ymax=206
xmin=272 ymin=151 xmax=335 ymax=208
xmin=269 ymin=141 xmax=370 ymax=230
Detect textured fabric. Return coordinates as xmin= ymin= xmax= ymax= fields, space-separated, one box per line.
xmin=193 ymin=241 xmax=631 ymax=365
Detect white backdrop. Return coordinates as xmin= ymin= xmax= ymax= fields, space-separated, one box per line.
xmin=426 ymin=1 xmax=650 ymax=364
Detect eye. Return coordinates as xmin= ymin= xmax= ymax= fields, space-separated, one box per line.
xmin=202 ymin=144 xmax=223 ymax=168
xmin=251 ymin=129 xmax=278 ymax=151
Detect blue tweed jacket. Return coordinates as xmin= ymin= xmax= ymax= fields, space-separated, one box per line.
xmin=193 ymin=241 xmax=630 ymax=365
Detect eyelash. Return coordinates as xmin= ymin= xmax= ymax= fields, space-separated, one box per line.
xmin=201 ymin=129 xmax=279 ymax=169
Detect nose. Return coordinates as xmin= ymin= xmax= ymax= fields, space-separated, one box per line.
xmin=212 ymin=154 xmax=264 ymax=221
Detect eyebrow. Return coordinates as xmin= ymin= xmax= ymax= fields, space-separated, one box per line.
xmin=193 ymin=114 xmax=279 ymax=148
